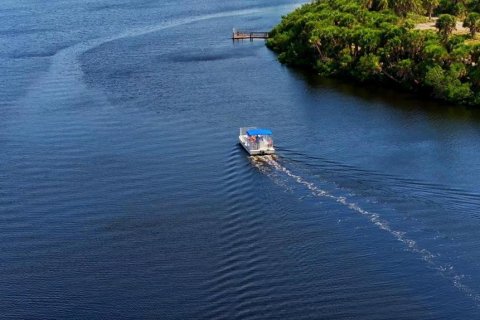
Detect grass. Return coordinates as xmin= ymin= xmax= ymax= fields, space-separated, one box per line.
xmin=464 ymin=35 xmax=480 ymax=45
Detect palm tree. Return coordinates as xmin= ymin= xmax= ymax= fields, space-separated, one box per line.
xmin=361 ymin=0 xmax=374 ymax=9
xmin=423 ymin=0 xmax=440 ymax=20
xmin=391 ymin=0 xmax=422 ymax=17
xmin=463 ymin=12 xmax=480 ymax=38
xmin=436 ymin=14 xmax=457 ymax=41
xmin=376 ymin=0 xmax=389 ymax=11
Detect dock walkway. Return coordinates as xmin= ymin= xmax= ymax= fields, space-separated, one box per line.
xmin=232 ymin=29 xmax=269 ymax=40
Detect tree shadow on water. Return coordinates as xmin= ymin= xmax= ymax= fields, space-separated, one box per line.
xmin=290 ymin=67 xmax=480 ymax=125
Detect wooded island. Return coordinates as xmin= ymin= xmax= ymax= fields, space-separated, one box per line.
xmin=267 ymin=0 xmax=480 ymax=106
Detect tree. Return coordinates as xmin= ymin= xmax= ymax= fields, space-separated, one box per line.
xmin=361 ymin=0 xmax=374 ymax=10
xmin=356 ymin=28 xmax=381 ymax=54
xmin=424 ymin=42 xmax=449 ymax=63
xmin=267 ymin=0 xmax=479 ymax=106
xmin=437 ymin=0 xmax=467 ymax=15
xmin=364 ymin=0 xmax=388 ymax=11
xmin=403 ymin=30 xmax=429 ymax=59
xmin=376 ymin=0 xmax=389 ymax=11
xmin=355 ymin=53 xmax=382 ymax=81
xmin=463 ymin=12 xmax=480 ymax=37
xmin=469 ymin=0 xmax=480 ymax=12
xmin=391 ymin=0 xmax=422 ymax=17
xmin=394 ymin=59 xmax=415 ymax=82
xmin=451 ymin=44 xmax=472 ymax=63
xmin=425 ymin=64 xmax=472 ymax=102
xmin=436 ymin=14 xmax=457 ymax=41
xmin=423 ymin=0 xmax=440 ymax=19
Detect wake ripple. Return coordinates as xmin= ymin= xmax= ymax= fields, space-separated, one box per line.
xmin=26 ymin=3 xmax=302 ymax=95
xmin=252 ymin=155 xmax=480 ymax=305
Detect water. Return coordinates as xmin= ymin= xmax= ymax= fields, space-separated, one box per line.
xmin=2 ymin=0 xmax=480 ymax=318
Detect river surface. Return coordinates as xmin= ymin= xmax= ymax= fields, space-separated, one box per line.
xmin=2 ymin=0 xmax=480 ymax=319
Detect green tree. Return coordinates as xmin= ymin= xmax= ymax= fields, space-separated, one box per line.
xmin=425 ymin=64 xmax=472 ymax=102
xmin=267 ymin=0 xmax=480 ymax=106
xmin=361 ymin=0 xmax=374 ymax=9
xmin=424 ymin=41 xmax=449 ymax=63
xmin=437 ymin=0 xmax=467 ymax=15
xmin=469 ymin=43 xmax=480 ymax=64
xmin=403 ymin=30 xmax=430 ymax=59
xmin=463 ymin=12 xmax=480 ymax=37
xmin=435 ymin=14 xmax=457 ymax=41
xmin=423 ymin=0 xmax=440 ymax=19
xmin=355 ymin=53 xmax=382 ymax=81
xmin=394 ymin=59 xmax=415 ymax=82
xmin=469 ymin=0 xmax=480 ymax=12
xmin=376 ymin=0 xmax=389 ymax=11
xmin=391 ymin=0 xmax=422 ymax=17
xmin=363 ymin=0 xmax=389 ymax=11
xmin=356 ymin=28 xmax=381 ymax=54
xmin=451 ymin=44 xmax=472 ymax=63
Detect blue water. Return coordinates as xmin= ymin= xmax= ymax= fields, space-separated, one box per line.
xmin=2 ymin=0 xmax=480 ymax=318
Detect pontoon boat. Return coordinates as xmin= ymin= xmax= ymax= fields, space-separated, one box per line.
xmin=239 ymin=127 xmax=275 ymax=155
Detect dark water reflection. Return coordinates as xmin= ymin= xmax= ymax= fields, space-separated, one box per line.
xmin=1 ymin=0 xmax=480 ymax=319
xmin=298 ymin=70 xmax=480 ymax=122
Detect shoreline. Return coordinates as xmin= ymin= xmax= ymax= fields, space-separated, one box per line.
xmin=266 ymin=1 xmax=480 ymax=107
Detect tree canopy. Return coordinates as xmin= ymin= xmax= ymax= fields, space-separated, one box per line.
xmin=267 ymin=0 xmax=480 ymax=106
xmin=463 ymin=12 xmax=480 ymax=36
xmin=436 ymin=14 xmax=456 ymax=41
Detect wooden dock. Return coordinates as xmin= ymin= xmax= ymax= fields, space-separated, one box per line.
xmin=232 ymin=29 xmax=269 ymax=40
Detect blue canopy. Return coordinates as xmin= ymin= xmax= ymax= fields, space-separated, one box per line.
xmin=246 ymin=128 xmax=272 ymax=136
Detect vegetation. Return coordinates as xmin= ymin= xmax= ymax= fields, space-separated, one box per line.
xmin=266 ymin=0 xmax=480 ymax=106
xmin=436 ymin=14 xmax=456 ymax=41
xmin=463 ymin=12 xmax=480 ymax=37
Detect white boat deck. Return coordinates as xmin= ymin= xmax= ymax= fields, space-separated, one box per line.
xmin=239 ymin=127 xmax=275 ymax=156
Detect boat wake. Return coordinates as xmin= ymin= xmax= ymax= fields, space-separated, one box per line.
xmin=250 ymin=154 xmax=480 ymax=306
xmin=20 ymin=3 xmax=303 ymax=110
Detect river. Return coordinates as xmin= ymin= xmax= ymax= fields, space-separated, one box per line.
xmin=1 ymin=0 xmax=480 ymax=318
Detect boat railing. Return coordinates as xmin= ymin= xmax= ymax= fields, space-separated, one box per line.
xmin=258 ymin=137 xmax=273 ymax=149
xmin=246 ymin=136 xmax=273 ymax=150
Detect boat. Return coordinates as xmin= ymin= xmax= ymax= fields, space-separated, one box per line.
xmin=239 ymin=127 xmax=275 ymax=155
